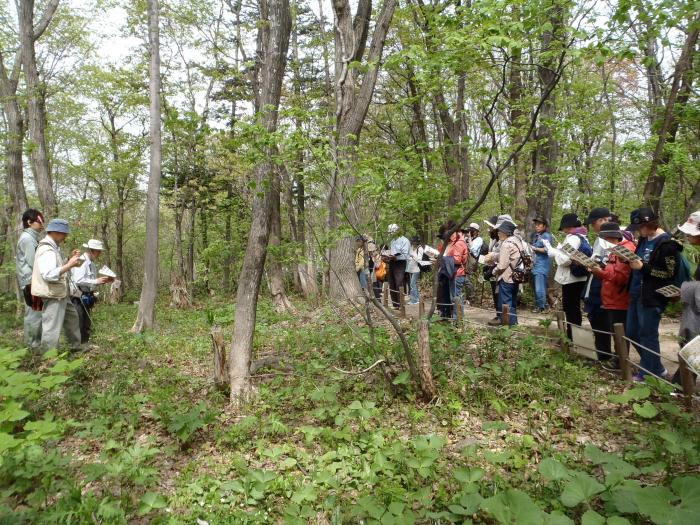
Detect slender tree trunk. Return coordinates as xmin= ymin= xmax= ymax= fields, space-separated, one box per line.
xmin=1 ymin=98 xmax=28 ymax=223
xmin=223 ymin=184 xmax=233 ymax=291
xmin=229 ymin=0 xmax=291 ymax=405
xmin=509 ymin=45 xmax=529 ymax=228
xmin=19 ymin=0 xmax=57 ymax=216
xmin=642 ymin=15 xmax=700 ymax=212
xmin=269 ymin=171 xmax=295 ymax=312
xmin=132 ymin=0 xmax=162 ymax=332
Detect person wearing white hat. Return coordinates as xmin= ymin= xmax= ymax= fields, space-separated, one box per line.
xmin=31 ymin=219 xmax=83 ymax=352
xmin=71 ymin=239 xmax=114 ymax=343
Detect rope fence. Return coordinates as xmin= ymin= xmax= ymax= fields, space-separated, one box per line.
xmin=364 ymin=281 xmax=697 ymax=409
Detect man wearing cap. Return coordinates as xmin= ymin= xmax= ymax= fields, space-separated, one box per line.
xmin=626 ymin=207 xmax=683 ymax=380
xmin=385 ymin=224 xmax=410 ymax=309
xmin=16 ymin=209 xmax=45 ymax=349
xmin=530 ymin=216 xmax=554 ymax=313
xmin=31 ymin=219 xmax=84 ymax=352
xmin=583 ymin=208 xmax=613 ymax=362
xmin=71 ymin=239 xmax=114 ymax=343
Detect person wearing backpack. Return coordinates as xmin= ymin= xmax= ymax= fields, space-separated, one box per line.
xmin=530 ymin=216 xmax=554 ymax=313
xmin=626 ymin=207 xmax=685 ymax=381
xmin=583 ymin=208 xmax=614 ymax=363
xmin=407 ymin=236 xmax=425 ymax=305
xmin=546 ymin=213 xmax=589 ymax=338
xmin=492 ymin=220 xmax=525 ymax=325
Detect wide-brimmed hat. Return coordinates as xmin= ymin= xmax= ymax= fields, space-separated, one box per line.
xmin=598 ymin=222 xmax=623 ymax=240
xmin=679 ymin=211 xmax=700 ymax=236
xmin=484 ymin=216 xmax=499 ymax=229
xmin=558 ymin=213 xmax=581 ymax=231
xmin=387 ymin=224 xmax=399 ymax=234
xmin=628 ymin=207 xmax=658 ymax=231
xmin=585 ymin=207 xmax=611 ymax=226
xmin=46 ymin=219 xmax=70 ymax=234
xmin=496 ymin=220 xmax=516 ymax=236
xmin=469 ymin=222 xmax=480 ymax=231
xmin=83 ymin=239 xmax=105 ymax=251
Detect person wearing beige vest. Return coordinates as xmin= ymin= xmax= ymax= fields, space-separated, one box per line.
xmin=31 ymin=219 xmax=84 ymax=352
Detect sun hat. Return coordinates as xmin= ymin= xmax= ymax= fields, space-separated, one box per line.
xmin=469 ymin=222 xmax=480 ymax=231
xmin=678 ymin=211 xmax=700 ymax=236
xmin=558 ymin=213 xmax=581 ymax=231
xmin=484 ymin=216 xmax=498 ymax=229
xmin=83 ymin=239 xmax=105 ymax=250
xmin=46 ymin=219 xmax=70 ymax=234
xmin=598 ymin=222 xmax=623 ymax=240
xmin=585 ymin=207 xmax=612 ymax=226
xmin=496 ymin=220 xmax=516 ymax=236
xmin=387 ymin=224 xmax=399 ymax=234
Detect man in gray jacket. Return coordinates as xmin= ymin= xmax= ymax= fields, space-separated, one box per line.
xmin=16 ymin=209 xmax=44 ymax=349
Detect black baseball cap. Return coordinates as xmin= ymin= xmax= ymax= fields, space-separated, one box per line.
xmin=628 ymin=207 xmax=658 ymax=231
xmin=585 ymin=207 xmax=611 ymax=225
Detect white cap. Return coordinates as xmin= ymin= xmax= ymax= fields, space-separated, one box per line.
xmin=387 ymin=224 xmax=399 ymax=234
xmin=679 ymin=212 xmax=700 ymax=236
xmin=83 ymin=239 xmax=105 ymax=251
xmin=469 ymin=222 xmax=480 ymax=231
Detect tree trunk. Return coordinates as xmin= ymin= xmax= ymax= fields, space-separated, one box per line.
xmin=642 ymin=14 xmax=700 ymax=212
xmin=268 ymin=171 xmax=295 ymax=312
xmin=509 ymin=45 xmax=529 ymax=228
xmin=19 ymin=0 xmax=57 ymax=216
xmin=328 ymin=0 xmax=397 ymax=300
xmin=132 ymin=0 xmax=162 ymax=333
xmin=229 ymin=0 xmax=291 ymax=405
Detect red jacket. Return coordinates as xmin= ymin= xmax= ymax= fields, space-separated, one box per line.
xmin=595 ymin=239 xmax=636 ymax=311
xmin=443 ymin=233 xmax=469 ymax=277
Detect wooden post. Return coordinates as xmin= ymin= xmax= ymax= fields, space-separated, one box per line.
xmin=455 ymin=300 xmax=463 ymax=327
xmin=678 ymin=357 xmax=696 ymax=410
xmin=418 ymin=296 xmax=425 ymax=318
xmin=210 ymin=325 xmax=228 ymax=390
xmin=399 ymin=290 xmax=406 ymax=318
xmin=382 ymin=282 xmax=389 ymax=307
xmin=501 ymin=304 xmax=510 ymax=327
xmin=613 ymin=322 xmax=632 ymax=382
xmin=416 ymin=319 xmax=437 ymax=400
xmin=556 ymin=311 xmax=570 ymax=353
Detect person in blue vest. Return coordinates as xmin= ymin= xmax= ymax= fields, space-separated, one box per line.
xmin=529 ymin=216 xmax=554 ymax=313
xmin=627 ymin=207 xmax=683 ymax=381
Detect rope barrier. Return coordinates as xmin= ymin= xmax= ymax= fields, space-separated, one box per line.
xmin=622 ymin=335 xmax=679 ymax=364
xmin=627 ymin=361 xmax=683 ymax=391
xmin=560 ymin=318 xmax=615 ymax=336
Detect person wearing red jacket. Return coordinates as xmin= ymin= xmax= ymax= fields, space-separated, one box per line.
xmin=436 ymin=221 xmax=469 ymax=318
xmin=590 ymin=222 xmax=636 ymax=370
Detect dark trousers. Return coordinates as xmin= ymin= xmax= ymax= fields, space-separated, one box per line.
xmin=437 ymin=273 xmax=452 ymax=318
xmin=606 ymin=309 xmax=627 ymax=335
xmin=490 ymin=280 xmax=500 ymax=316
xmin=388 ymin=260 xmax=407 ymax=308
xmin=562 ymin=281 xmax=586 ymax=339
xmin=499 ymin=281 xmax=519 ymax=325
xmin=588 ymin=307 xmax=612 ymax=360
xmin=626 ymin=297 xmax=665 ymax=377
xmin=71 ymin=298 xmax=92 ymax=344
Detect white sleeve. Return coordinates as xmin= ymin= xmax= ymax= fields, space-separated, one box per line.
xmin=423 ymin=246 xmax=439 ymax=257
xmin=38 ymin=250 xmax=62 ymax=282
xmin=553 ymin=234 xmax=580 ymax=267
xmin=73 ymin=260 xmax=99 ymax=287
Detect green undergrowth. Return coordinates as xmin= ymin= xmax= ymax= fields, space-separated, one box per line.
xmin=0 ymin=296 xmax=698 ymax=524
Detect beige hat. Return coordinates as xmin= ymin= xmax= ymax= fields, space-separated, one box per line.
xmin=679 ymin=212 xmax=700 ymax=236
xmin=83 ymin=239 xmax=105 ymax=251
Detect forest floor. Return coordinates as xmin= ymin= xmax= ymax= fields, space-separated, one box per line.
xmin=1 ymin=295 xmax=699 ymax=524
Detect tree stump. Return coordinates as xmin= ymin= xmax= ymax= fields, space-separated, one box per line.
xmin=170 ymin=274 xmax=191 ymax=308
xmin=107 ymin=279 xmax=122 ymax=304
xmin=416 ymin=319 xmax=437 ymax=400
xmin=211 ymin=325 xmax=228 ymax=390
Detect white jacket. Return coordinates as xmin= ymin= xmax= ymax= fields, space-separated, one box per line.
xmin=549 ymin=233 xmax=588 ymax=286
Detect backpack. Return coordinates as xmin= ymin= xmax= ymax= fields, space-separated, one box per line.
xmin=509 ymin=240 xmax=533 ymax=284
xmin=479 ymin=242 xmax=489 ymax=256
xmin=570 ymin=234 xmax=593 ymax=277
xmin=375 ymin=260 xmax=387 ymax=282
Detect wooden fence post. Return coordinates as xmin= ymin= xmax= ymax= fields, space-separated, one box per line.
xmin=399 ymin=291 xmax=406 ymax=318
xmin=418 ymin=296 xmax=425 ymax=318
xmin=455 ymin=300 xmax=463 ymax=327
xmin=210 ymin=325 xmax=228 ymax=390
xmin=417 ymin=319 xmax=437 ymax=400
xmin=613 ymin=323 xmax=632 ymax=382
xmin=382 ymin=282 xmax=389 ymax=307
xmin=501 ymin=304 xmax=510 ymax=327
xmin=556 ymin=311 xmax=569 ymax=353
xmin=678 ymin=357 xmax=696 ymax=410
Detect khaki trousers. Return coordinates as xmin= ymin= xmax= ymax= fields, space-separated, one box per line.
xmin=40 ymin=297 xmax=82 ymax=352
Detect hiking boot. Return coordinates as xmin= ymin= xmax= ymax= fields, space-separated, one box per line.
xmin=487 ymin=317 xmax=502 ymax=326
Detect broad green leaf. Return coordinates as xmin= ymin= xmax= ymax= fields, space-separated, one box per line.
xmin=581 ymin=510 xmax=605 ymax=525
xmin=633 ymin=401 xmax=658 ymax=419
xmin=138 ymin=492 xmax=167 ymax=515
xmin=539 ymin=458 xmax=570 ymax=481
xmin=545 ymin=512 xmax=574 ymax=525
xmin=392 ymin=371 xmax=410 ymax=385
xmin=606 ymin=517 xmax=632 ymax=525
xmin=560 ymin=473 xmax=605 ymax=507
xmin=482 ymin=489 xmax=545 ymax=525
xmin=454 ymin=467 xmax=485 ymax=483
xmin=671 ymin=475 xmax=700 ymax=511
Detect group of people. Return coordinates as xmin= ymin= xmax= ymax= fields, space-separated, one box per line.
xmin=16 ymin=209 xmax=114 ymax=353
xmin=356 ymin=206 xmax=700 ymax=383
